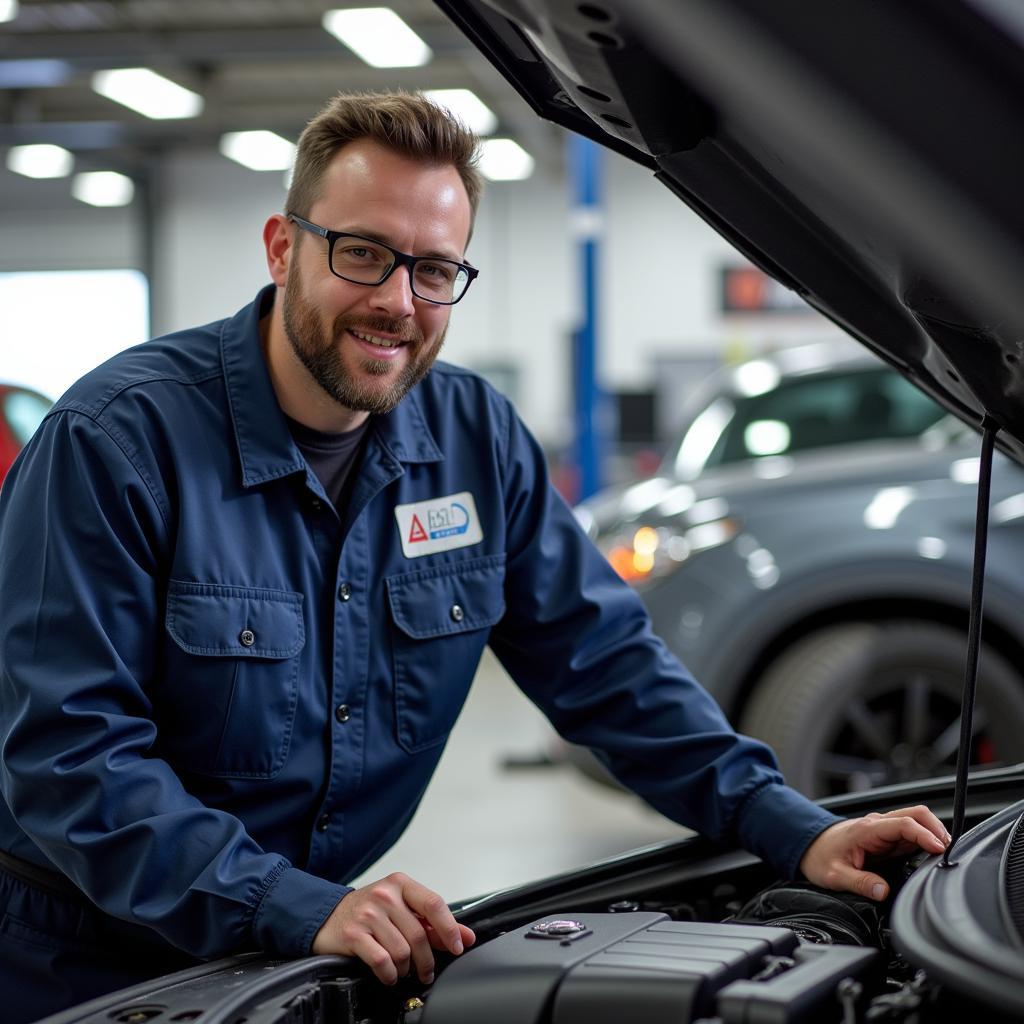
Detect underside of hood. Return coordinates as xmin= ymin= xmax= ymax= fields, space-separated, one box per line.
xmin=438 ymin=0 xmax=1024 ymax=460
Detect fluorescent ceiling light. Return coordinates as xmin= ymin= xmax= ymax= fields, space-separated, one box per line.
xmin=72 ymin=171 xmax=134 ymax=207
xmin=0 ymin=1 xmax=18 ymax=25
xmin=424 ymin=89 xmax=497 ymax=134
xmin=322 ymin=8 xmax=431 ymax=68
xmin=92 ymin=68 xmax=203 ymax=119
xmin=478 ymin=138 xmax=535 ymax=181
xmin=6 ymin=143 xmax=73 ymax=179
xmin=220 ymin=130 xmax=296 ymax=172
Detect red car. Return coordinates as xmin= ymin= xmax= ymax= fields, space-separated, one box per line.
xmin=0 ymin=384 xmax=53 ymax=487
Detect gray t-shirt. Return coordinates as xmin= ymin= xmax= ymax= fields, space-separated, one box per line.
xmin=285 ymin=414 xmax=370 ymax=511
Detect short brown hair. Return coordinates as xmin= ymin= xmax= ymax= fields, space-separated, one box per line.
xmin=286 ymin=91 xmax=483 ymax=230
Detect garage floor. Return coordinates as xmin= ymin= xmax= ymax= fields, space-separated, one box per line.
xmin=350 ymin=651 xmax=687 ymax=903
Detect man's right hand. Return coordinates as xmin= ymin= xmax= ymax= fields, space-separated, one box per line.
xmin=311 ymin=872 xmax=476 ymax=985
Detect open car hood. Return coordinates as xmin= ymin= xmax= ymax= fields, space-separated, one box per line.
xmin=438 ymin=0 xmax=1024 ymax=461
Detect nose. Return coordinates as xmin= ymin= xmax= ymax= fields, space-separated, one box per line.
xmin=370 ymin=265 xmax=416 ymax=318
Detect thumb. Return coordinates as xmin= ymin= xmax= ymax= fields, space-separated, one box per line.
xmin=834 ymin=865 xmax=890 ymax=902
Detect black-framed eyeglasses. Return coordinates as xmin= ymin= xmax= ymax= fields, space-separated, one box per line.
xmin=287 ymin=214 xmax=478 ymax=305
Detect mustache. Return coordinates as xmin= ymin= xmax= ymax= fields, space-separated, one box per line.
xmin=334 ymin=314 xmax=423 ymax=345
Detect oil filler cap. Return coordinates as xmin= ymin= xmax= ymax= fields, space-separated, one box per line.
xmin=526 ymin=919 xmax=591 ymax=941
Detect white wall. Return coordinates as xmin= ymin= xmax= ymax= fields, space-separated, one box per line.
xmin=0 ymin=139 xmax=845 ymax=445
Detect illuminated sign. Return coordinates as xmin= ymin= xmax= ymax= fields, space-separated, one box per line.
xmin=720 ymin=265 xmax=811 ymax=314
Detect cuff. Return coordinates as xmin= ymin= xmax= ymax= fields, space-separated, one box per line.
xmin=251 ymin=865 xmax=352 ymax=956
xmin=736 ymin=782 xmax=842 ymax=879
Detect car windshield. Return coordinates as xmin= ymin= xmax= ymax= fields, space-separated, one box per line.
xmin=671 ymin=365 xmax=947 ymax=479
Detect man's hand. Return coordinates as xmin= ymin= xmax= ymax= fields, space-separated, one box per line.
xmin=799 ymin=805 xmax=950 ymax=901
xmin=311 ymin=872 xmax=476 ymax=985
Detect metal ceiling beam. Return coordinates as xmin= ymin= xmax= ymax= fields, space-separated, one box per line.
xmin=0 ymin=26 xmax=467 ymax=66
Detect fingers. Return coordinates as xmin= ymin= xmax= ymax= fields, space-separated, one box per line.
xmin=348 ymin=925 xmax=408 ymax=986
xmin=799 ymin=804 xmax=950 ymax=899
xmin=423 ymin=920 xmax=477 ymax=951
xmin=400 ymin=877 xmax=467 ymax=956
xmin=881 ymin=804 xmax=952 ymax=844
xmin=844 ymin=809 xmax=949 ymax=898
xmin=861 ymin=814 xmax=947 ymax=855
xmin=312 ymin=872 xmax=471 ymax=986
xmin=376 ymin=897 xmax=435 ymax=983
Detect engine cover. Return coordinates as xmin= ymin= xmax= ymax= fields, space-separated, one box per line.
xmin=421 ymin=911 xmax=877 ymax=1024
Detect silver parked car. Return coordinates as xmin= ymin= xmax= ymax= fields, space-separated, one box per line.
xmin=575 ymin=344 xmax=1024 ymax=797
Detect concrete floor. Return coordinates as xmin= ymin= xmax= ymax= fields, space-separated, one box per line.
xmin=350 ymin=651 xmax=688 ymax=902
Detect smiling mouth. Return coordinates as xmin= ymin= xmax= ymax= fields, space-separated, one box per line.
xmin=348 ymin=328 xmax=407 ymax=349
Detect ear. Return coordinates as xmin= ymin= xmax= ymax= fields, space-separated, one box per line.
xmin=263 ymin=213 xmax=293 ymax=287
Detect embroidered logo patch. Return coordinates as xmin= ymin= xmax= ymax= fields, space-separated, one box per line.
xmin=395 ymin=491 xmax=483 ymax=558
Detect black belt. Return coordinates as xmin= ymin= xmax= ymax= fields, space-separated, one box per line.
xmin=0 ymin=848 xmax=83 ymax=901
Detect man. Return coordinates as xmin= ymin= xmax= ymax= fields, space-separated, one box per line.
xmin=0 ymin=92 xmax=947 ymax=1022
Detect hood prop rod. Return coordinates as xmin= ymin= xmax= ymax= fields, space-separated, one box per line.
xmin=940 ymin=417 xmax=998 ymax=869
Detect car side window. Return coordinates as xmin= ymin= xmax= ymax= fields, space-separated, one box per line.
xmin=706 ymin=368 xmax=945 ymax=466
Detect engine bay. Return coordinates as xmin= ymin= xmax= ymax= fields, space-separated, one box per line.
xmin=235 ymin=861 xmax=975 ymax=1024
xmin=54 ymin=779 xmax=1024 ymax=1024
xmin=397 ymin=863 xmax=930 ymax=1024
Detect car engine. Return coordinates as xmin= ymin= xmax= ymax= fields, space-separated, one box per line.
xmin=416 ymin=910 xmax=875 ymax=1024
xmin=52 ymin=790 xmax=1024 ymax=1024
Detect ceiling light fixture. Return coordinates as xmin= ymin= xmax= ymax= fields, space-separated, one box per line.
xmin=219 ymin=131 xmax=296 ymax=172
xmin=71 ymin=171 xmax=135 ymax=207
xmin=322 ymin=8 xmax=432 ymax=68
xmin=0 ymin=59 xmax=72 ymax=88
xmin=6 ymin=144 xmax=73 ymax=179
xmin=478 ymin=138 xmax=535 ymax=181
xmin=92 ymin=68 xmax=203 ymax=120
xmin=424 ymin=89 xmax=498 ymax=134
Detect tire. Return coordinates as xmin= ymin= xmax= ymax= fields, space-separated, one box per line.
xmin=739 ymin=621 xmax=1024 ymax=798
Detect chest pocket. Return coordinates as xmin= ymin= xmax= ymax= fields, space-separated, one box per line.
xmin=386 ymin=553 xmax=506 ymax=753
xmin=161 ymin=581 xmax=305 ymax=778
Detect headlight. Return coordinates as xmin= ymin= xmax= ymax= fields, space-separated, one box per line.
xmin=599 ymin=518 xmax=741 ymax=585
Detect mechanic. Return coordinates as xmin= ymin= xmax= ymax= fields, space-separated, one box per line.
xmin=0 ymin=91 xmax=949 ymax=1022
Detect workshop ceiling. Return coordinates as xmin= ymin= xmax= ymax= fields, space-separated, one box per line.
xmin=0 ymin=0 xmax=562 ymax=181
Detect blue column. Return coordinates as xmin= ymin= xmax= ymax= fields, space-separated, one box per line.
xmin=570 ymin=134 xmax=605 ymax=500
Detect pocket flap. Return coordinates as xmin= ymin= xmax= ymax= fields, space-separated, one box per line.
xmin=165 ymin=581 xmax=305 ymax=658
xmin=386 ymin=554 xmax=506 ymax=640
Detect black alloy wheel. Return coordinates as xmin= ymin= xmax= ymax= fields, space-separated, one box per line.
xmin=739 ymin=621 xmax=1024 ymax=798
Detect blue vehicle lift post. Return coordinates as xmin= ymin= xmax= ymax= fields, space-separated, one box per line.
xmin=570 ymin=134 xmax=606 ymax=501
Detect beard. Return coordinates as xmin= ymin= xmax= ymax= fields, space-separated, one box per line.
xmin=282 ymin=263 xmax=446 ymax=415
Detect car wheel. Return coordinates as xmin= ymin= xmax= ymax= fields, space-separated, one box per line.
xmin=738 ymin=621 xmax=1024 ymax=798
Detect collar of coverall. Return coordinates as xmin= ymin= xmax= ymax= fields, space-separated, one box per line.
xmin=222 ymin=284 xmax=444 ymax=490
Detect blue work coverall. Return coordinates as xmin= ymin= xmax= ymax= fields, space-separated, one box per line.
xmin=0 ymin=286 xmax=839 ymax=1019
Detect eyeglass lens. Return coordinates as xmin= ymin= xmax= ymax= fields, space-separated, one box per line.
xmin=331 ymin=238 xmax=470 ymax=303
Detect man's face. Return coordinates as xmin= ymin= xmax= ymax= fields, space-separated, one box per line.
xmin=282 ymin=139 xmax=472 ymax=415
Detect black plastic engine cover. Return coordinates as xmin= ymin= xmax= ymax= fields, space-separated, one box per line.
xmin=419 ymin=912 xmax=799 ymax=1024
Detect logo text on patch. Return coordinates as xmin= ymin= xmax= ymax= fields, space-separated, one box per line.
xmin=395 ymin=492 xmax=483 ymax=557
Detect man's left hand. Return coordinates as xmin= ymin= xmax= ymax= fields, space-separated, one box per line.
xmin=799 ymin=805 xmax=950 ymax=901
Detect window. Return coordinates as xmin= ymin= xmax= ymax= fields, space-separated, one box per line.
xmin=3 ymin=388 xmax=51 ymax=445
xmin=676 ymin=365 xmax=948 ymax=475
xmin=0 ymin=269 xmax=149 ymax=400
